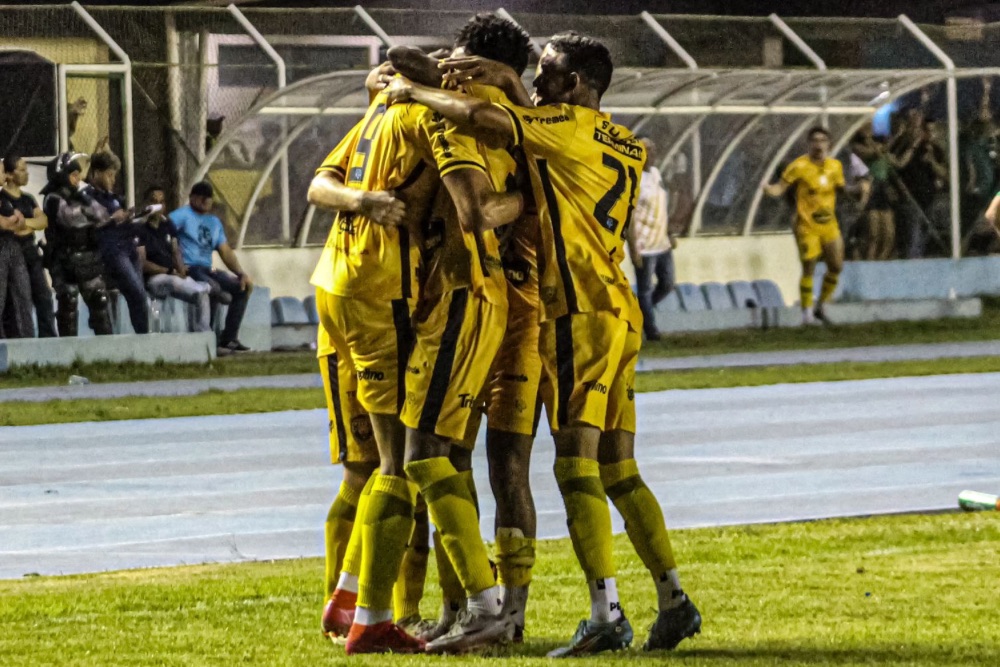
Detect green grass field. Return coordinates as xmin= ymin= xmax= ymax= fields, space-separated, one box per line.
xmin=7 ymin=355 xmax=1000 ymax=427
xmin=2 ymin=512 xmax=997 ymax=666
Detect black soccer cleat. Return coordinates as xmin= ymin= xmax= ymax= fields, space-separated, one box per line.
xmin=643 ymin=597 xmax=702 ymax=651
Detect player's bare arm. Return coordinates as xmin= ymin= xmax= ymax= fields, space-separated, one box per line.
xmin=386 ymin=77 xmax=513 ymax=149
xmin=442 ymin=169 xmax=522 ymax=234
xmin=440 ymin=56 xmax=533 ymax=106
xmin=763 ymin=179 xmax=791 ymax=198
xmin=307 ymin=171 xmax=406 ymax=228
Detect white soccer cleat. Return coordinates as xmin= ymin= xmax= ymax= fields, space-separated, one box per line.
xmin=423 ymin=608 xmax=514 ymax=654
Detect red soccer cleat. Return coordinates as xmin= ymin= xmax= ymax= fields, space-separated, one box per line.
xmin=321 ymin=590 xmax=356 ymax=638
xmin=344 ymin=621 xmax=427 ymax=655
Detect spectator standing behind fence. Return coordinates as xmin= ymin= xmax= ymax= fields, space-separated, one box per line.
xmin=137 ymin=186 xmax=211 ymax=332
xmin=2 ymin=155 xmax=54 ymax=337
xmin=85 ymin=152 xmax=149 ymax=335
xmin=41 ymin=153 xmax=113 ymax=336
xmin=0 ymin=157 xmax=34 ymax=338
xmin=628 ymin=137 xmax=675 ymax=341
xmin=170 ymin=181 xmax=253 ymax=354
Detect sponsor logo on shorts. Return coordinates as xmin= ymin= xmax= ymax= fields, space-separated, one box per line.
xmin=540 ymin=286 xmax=558 ymax=304
xmin=502 ymin=373 xmax=529 ymax=383
xmin=627 ymin=387 xmax=635 ymax=401
xmin=459 ymin=393 xmax=477 ymax=408
xmin=351 ymin=416 xmax=374 ymax=442
xmin=356 ymin=368 xmax=386 ymax=381
xmin=407 ymin=365 xmax=421 ymax=375
xmin=599 ymin=274 xmax=615 ymax=285
xmin=514 ymin=398 xmax=528 ymax=414
xmin=503 ymin=256 xmax=531 ymax=287
xmin=584 ymin=380 xmax=608 ymax=395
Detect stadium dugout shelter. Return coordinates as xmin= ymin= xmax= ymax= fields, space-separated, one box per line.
xmin=188 ymin=10 xmax=1000 ymax=264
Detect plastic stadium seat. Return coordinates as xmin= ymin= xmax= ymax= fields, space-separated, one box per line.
xmin=271 ymin=297 xmax=310 ymax=325
xmin=302 ymin=294 xmax=320 ymax=325
xmin=701 ymin=282 xmax=735 ymax=310
xmin=752 ymin=279 xmax=785 ymax=308
xmin=660 ymin=289 xmax=681 ymax=312
xmin=728 ymin=281 xmax=759 ymax=309
xmin=675 ymin=282 xmax=708 ymax=312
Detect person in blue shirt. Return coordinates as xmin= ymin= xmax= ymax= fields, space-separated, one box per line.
xmin=169 ymin=181 xmax=253 ymax=353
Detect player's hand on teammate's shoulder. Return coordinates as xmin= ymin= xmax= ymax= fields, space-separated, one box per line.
xmin=440 ymin=55 xmax=513 ymax=91
xmin=384 ymin=76 xmax=415 ymax=105
xmin=360 ymin=190 xmax=406 ymax=228
xmin=365 ymin=61 xmax=397 ymax=94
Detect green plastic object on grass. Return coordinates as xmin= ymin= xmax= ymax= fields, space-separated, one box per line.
xmin=958 ymin=490 xmax=1000 ymax=511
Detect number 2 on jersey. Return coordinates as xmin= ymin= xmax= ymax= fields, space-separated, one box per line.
xmin=593 ymin=153 xmax=638 ymax=239
xmin=347 ymin=104 xmax=387 ymax=184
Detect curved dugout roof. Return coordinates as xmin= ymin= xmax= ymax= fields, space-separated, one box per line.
xmin=198 ymin=65 xmax=1000 ymax=247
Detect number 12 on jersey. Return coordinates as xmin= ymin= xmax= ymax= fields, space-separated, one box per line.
xmin=593 ymin=153 xmax=638 ymax=240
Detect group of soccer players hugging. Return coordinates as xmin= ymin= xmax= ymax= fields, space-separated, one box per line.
xmin=305 ymin=12 xmax=701 ymax=657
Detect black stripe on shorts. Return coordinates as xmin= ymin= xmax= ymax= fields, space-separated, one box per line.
xmin=418 ymin=288 xmax=469 ymax=433
xmin=555 ymin=316 xmax=574 ymax=428
xmin=392 ymin=299 xmax=414 ymax=414
xmin=327 ymin=353 xmax=348 ymax=462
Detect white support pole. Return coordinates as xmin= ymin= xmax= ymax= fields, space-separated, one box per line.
xmin=690 ymin=119 xmax=762 ymax=235
xmin=57 ymin=65 xmax=69 ymax=153
xmin=770 ymin=14 xmax=828 ymax=124
xmin=640 ymin=12 xmax=697 ymax=70
xmin=900 ymin=14 xmax=961 ymax=260
xmin=354 ymin=5 xmax=395 ymax=48
xmin=228 ymin=4 xmax=290 ymax=243
xmin=497 ymin=8 xmax=542 ymax=57
xmin=165 ymin=11 xmax=184 ymax=206
xmin=70 ymin=1 xmax=135 ymax=206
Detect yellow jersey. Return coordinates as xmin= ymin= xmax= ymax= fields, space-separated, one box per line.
xmin=309 ymin=91 xmax=477 ymax=300
xmin=781 ymin=155 xmax=845 ymax=227
xmin=417 ymin=88 xmax=508 ymax=305
xmin=495 ymin=101 xmax=645 ymax=327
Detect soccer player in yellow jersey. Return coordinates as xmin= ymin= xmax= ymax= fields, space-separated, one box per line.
xmin=388 ymin=31 xmax=702 ymax=657
xmin=307 ymin=35 xmax=524 ymax=657
xmin=764 ymin=126 xmax=846 ymax=325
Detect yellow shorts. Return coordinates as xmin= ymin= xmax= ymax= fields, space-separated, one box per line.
xmin=401 ymin=288 xmax=507 ymax=443
xmin=318 ymin=351 xmax=378 ymax=464
xmin=795 ymin=220 xmax=841 ymax=262
xmin=539 ymin=312 xmax=639 ymax=434
xmin=485 ymin=301 xmax=543 ymax=437
xmin=317 ymin=288 xmax=413 ymax=416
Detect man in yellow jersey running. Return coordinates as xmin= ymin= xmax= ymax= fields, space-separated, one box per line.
xmin=307 ymin=28 xmax=524 ymax=656
xmin=763 ymin=126 xmax=846 ymax=325
xmin=387 ymin=30 xmax=701 ymax=657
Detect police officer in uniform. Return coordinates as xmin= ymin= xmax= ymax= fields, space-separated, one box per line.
xmin=41 ymin=153 xmax=114 ymax=336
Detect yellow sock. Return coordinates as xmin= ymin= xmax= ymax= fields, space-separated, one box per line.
xmin=819 ymin=270 xmax=840 ymax=304
xmin=457 ymin=469 xmax=480 ymax=516
xmin=357 ymin=475 xmax=416 ymax=612
xmin=554 ymin=457 xmax=615 ymax=581
xmin=341 ymin=472 xmax=378 ymax=580
xmin=405 ymin=457 xmax=495 ymax=596
xmin=324 ymin=482 xmax=361 ymax=596
xmin=495 ymin=527 xmax=535 ymax=588
xmin=601 ymin=460 xmax=677 ymax=577
xmin=433 ymin=528 xmax=465 ymax=604
xmin=800 ymin=273 xmax=815 ymax=309
xmin=393 ymin=497 xmax=429 ymax=621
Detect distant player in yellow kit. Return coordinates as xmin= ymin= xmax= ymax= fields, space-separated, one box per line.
xmin=764 ymin=126 xmax=845 ymax=325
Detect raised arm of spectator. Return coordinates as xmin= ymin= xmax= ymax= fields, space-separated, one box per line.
xmin=217 ymin=241 xmax=252 ymax=292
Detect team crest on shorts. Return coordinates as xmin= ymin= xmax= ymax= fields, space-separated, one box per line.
xmin=351 ymin=416 xmax=374 ymax=442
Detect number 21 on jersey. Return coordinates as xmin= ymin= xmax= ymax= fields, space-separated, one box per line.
xmin=593 ymin=152 xmax=638 ymax=240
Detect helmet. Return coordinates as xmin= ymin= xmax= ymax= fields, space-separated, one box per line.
xmin=46 ymin=152 xmax=87 ymax=186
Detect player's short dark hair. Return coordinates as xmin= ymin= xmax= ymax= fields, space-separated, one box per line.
xmin=90 ymin=151 xmax=121 ymax=173
xmin=144 ymin=184 xmax=165 ymax=199
xmin=808 ymin=126 xmax=831 ymax=140
xmin=455 ymin=13 xmax=533 ymax=77
xmin=2 ymin=154 xmax=20 ymax=173
xmin=548 ymin=31 xmax=613 ymax=99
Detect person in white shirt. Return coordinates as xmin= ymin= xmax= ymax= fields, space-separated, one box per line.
xmin=628 ymin=137 xmax=675 ymax=341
